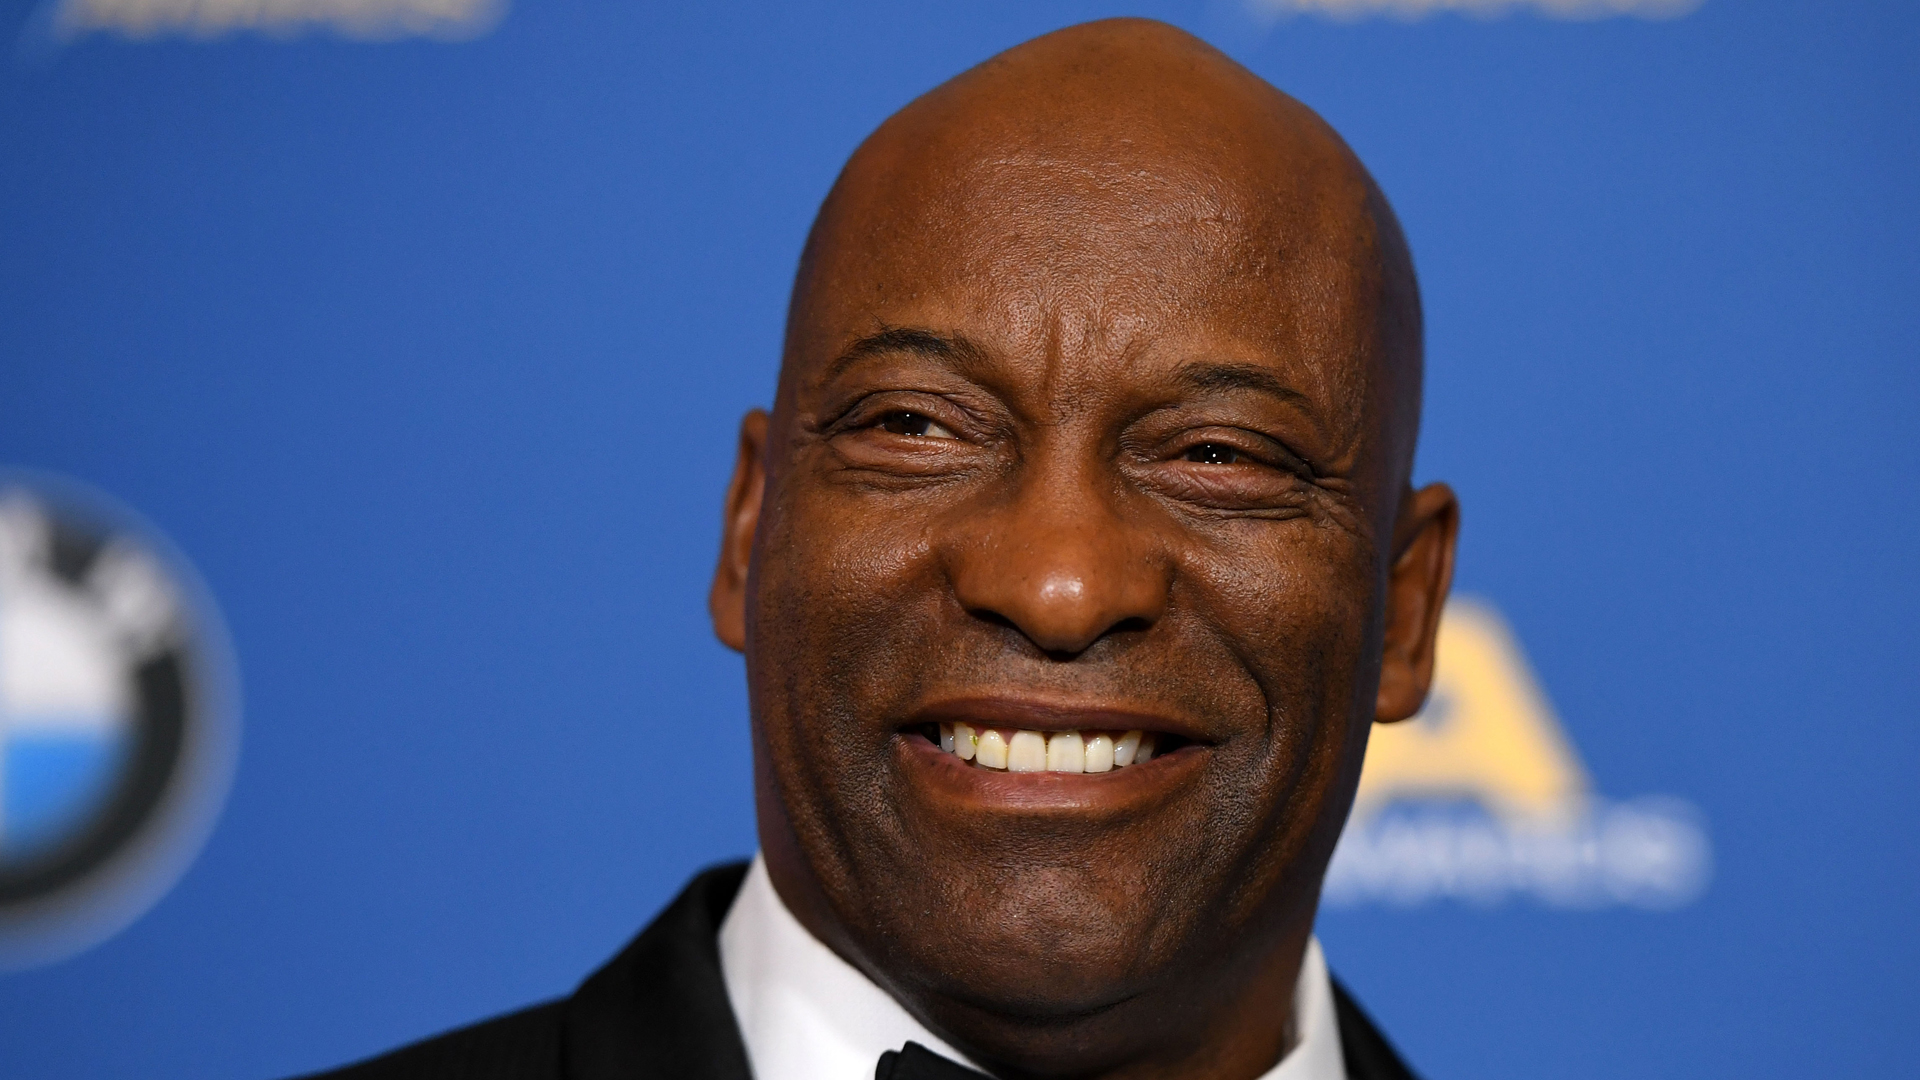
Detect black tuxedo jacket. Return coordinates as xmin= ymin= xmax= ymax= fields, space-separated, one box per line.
xmin=298 ymin=862 xmax=1420 ymax=1080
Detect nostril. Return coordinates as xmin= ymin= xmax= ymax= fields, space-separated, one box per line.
xmin=967 ymin=608 xmax=1156 ymax=659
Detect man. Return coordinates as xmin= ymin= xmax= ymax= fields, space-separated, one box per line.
xmin=303 ymin=17 xmax=1458 ymax=1080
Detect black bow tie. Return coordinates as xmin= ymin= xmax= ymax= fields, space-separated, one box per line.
xmin=876 ymin=1041 xmax=993 ymax=1079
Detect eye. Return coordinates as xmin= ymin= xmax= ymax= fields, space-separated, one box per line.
xmin=1182 ymin=442 xmax=1241 ymax=465
xmin=879 ymin=411 xmax=958 ymax=439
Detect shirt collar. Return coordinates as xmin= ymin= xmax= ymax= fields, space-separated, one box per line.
xmin=717 ymin=853 xmax=1347 ymax=1080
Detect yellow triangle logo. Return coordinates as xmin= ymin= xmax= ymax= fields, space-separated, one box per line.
xmin=1354 ymin=598 xmax=1590 ymax=824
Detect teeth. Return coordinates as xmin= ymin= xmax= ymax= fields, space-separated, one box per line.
xmin=1046 ymin=731 xmax=1085 ymax=773
xmin=974 ymin=729 xmax=1008 ymax=769
xmin=953 ymin=722 xmax=976 ymax=760
xmin=1007 ymin=730 xmax=1047 ymax=772
xmin=936 ymin=726 xmax=1158 ymax=772
xmin=1084 ymin=733 xmax=1114 ymax=773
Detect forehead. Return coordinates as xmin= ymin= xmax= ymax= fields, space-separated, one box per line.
xmin=786 ymin=106 xmax=1388 ymax=429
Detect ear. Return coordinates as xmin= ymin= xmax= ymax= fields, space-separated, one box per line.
xmin=709 ymin=410 xmax=770 ymax=653
xmin=1375 ymin=482 xmax=1460 ymax=723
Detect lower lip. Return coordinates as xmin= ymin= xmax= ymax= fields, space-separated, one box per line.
xmin=894 ymin=733 xmax=1207 ymax=813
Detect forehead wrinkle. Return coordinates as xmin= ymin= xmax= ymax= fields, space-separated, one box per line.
xmin=910 ymin=146 xmax=1377 ymax=371
xmin=997 ymin=294 xmax=1169 ymax=433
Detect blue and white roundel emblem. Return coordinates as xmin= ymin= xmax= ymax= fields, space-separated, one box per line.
xmin=0 ymin=472 xmax=236 ymax=970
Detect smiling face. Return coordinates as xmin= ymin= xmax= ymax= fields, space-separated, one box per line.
xmin=709 ymin=20 xmax=1455 ymax=1080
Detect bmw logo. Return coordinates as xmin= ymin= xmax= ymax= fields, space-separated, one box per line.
xmin=0 ymin=471 xmax=237 ymax=970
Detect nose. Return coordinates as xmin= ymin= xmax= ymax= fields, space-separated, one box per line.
xmin=947 ymin=472 xmax=1170 ymax=657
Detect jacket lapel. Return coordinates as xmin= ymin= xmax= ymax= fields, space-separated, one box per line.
xmin=1330 ymin=979 xmax=1421 ymax=1080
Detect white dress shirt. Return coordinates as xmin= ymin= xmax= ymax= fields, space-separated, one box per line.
xmin=718 ymin=853 xmax=1347 ymax=1080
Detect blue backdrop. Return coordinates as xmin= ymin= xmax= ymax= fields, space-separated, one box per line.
xmin=1 ymin=0 xmax=1915 ymax=1076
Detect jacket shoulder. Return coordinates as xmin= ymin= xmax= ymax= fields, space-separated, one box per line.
xmin=287 ymin=1000 xmax=566 ymax=1080
xmin=283 ymin=861 xmax=754 ymax=1080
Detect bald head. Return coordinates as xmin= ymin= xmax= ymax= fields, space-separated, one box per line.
xmin=711 ymin=20 xmax=1455 ymax=1080
xmin=783 ymin=18 xmax=1423 ymax=500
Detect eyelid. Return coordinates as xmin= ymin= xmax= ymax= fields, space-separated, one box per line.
xmin=1167 ymin=428 xmax=1314 ymax=478
xmin=830 ymin=390 xmax=979 ymax=437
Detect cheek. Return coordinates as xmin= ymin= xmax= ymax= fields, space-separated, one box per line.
xmin=1158 ymin=530 xmax=1379 ymax=916
xmin=1181 ymin=524 xmax=1380 ymax=787
xmin=1188 ymin=523 xmax=1376 ymax=686
xmin=749 ymin=482 xmax=948 ymax=735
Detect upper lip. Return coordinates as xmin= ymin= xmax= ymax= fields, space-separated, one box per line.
xmin=909 ymin=695 xmax=1214 ymax=743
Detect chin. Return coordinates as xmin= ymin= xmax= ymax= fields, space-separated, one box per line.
xmin=936 ymin=871 xmax=1165 ymax=1010
xmin=828 ymin=819 xmax=1244 ymax=1026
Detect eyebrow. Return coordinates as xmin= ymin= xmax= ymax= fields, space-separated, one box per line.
xmin=1171 ymin=361 xmax=1311 ymax=407
xmin=824 ymin=332 xmax=1310 ymax=411
xmin=823 ymin=327 xmax=990 ymax=381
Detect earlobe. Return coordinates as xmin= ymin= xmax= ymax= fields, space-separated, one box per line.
xmin=709 ymin=410 xmax=770 ymax=653
xmin=1374 ymin=482 xmax=1460 ymax=723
